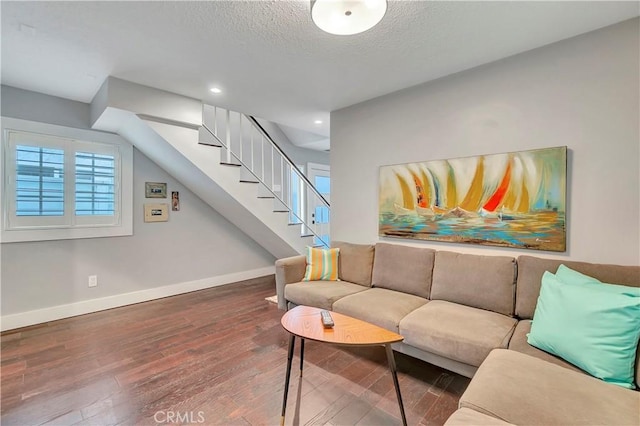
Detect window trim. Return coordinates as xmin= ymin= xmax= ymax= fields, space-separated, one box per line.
xmin=1 ymin=117 xmax=133 ymax=243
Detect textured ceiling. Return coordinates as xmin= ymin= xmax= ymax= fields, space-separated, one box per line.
xmin=1 ymin=1 xmax=638 ymax=150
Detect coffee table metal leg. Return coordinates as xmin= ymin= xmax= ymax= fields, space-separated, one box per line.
xmin=299 ymin=338 xmax=305 ymax=377
xmin=281 ymin=334 xmax=296 ymax=426
xmin=385 ymin=344 xmax=407 ymax=426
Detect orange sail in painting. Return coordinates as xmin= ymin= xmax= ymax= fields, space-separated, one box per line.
xmin=394 ymin=173 xmax=415 ymax=210
xmin=459 ymin=157 xmax=485 ymax=212
xmin=411 ymin=172 xmax=429 ymax=208
xmin=482 ymin=159 xmax=512 ymax=212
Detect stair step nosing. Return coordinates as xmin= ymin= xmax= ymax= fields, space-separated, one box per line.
xmin=198 ymin=141 xmax=222 ymax=147
xmin=220 ymin=162 xmax=242 ymax=167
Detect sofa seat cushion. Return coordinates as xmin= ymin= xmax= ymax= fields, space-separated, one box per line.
xmin=508 ymin=320 xmax=584 ymax=374
xmin=399 ymin=301 xmax=517 ymax=367
xmin=332 ymin=288 xmax=428 ymax=332
xmin=444 ymin=408 xmax=514 ymax=425
xmin=284 ymin=280 xmax=367 ymax=311
xmin=460 ymin=349 xmax=640 ymax=426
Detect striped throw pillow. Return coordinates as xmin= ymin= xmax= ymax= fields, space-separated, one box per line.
xmin=302 ymin=247 xmax=340 ymax=281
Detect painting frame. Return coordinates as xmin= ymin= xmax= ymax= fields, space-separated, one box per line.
xmin=378 ymin=146 xmax=567 ymax=252
xmin=144 ymin=203 xmax=169 ymax=222
xmin=145 ymin=182 xmax=167 ymax=198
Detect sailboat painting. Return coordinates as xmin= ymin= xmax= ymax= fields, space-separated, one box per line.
xmin=379 ymin=146 xmax=567 ymax=252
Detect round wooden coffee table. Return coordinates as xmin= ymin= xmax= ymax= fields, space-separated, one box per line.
xmin=280 ymin=305 xmax=406 ymax=426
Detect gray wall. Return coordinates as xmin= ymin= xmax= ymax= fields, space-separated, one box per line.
xmin=331 ymin=18 xmax=639 ymax=266
xmin=256 ymin=118 xmax=330 ymax=167
xmin=1 ymin=86 xmax=275 ymax=315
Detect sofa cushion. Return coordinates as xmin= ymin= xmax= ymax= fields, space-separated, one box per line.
xmin=284 ymin=280 xmax=367 ymax=311
xmin=302 ymin=247 xmax=340 ymax=281
xmin=515 ymin=255 xmax=640 ymax=319
xmin=508 ymin=320 xmax=583 ymax=374
xmin=399 ymin=300 xmax=517 ymax=367
xmin=527 ymin=271 xmax=640 ymax=389
xmin=459 ymin=349 xmax=640 ymax=425
xmin=444 ymin=408 xmax=514 ymax=426
xmin=332 ymin=241 xmax=375 ymax=287
xmin=371 ymin=243 xmax=435 ymax=298
xmin=430 ymin=251 xmax=516 ymax=316
xmin=332 ymin=288 xmax=428 ymax=333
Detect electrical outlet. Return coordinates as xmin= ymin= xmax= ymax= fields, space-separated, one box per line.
xmin=88 ymin=275 xmax=98 ymax=287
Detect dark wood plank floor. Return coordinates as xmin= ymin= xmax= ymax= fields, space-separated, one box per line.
xmin=1 ymin=276 xmax=470 ymax=425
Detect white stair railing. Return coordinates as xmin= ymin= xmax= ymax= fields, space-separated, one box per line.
xmin=201 ymin=104 xmax=330 ymax=249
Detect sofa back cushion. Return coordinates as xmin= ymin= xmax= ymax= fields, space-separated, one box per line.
xmin=371 ymin=243 xmax=435 ymax=298
xmin=516 ymin=255 xmax=640 ymax=319
xmin=332 ymin=241 xmax=375 ymax=287
xmin=430 ymin=251 xmax=517 ymax=316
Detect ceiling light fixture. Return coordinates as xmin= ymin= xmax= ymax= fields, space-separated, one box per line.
xmin=311 ymin=0 xmax=387 ymax=36
xmin=210 ymin=87 xmax=222 ymax=94
xmin=314 ymin=120 xmax=323 ymax=124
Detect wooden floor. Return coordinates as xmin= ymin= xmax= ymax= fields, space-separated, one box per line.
xmin=1 ymin=276 xmax=470 ymax=426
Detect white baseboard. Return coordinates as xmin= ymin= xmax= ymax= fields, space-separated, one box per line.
xmin=0 ymin=266 xmax=275 ymax=332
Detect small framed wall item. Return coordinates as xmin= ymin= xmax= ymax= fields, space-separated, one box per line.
xmin=171 ymin=191 xmax=180 ymax=211
xmin=144 ymin=203 xmax=169 ymax=222
xmin=145 ymin=182 xmax=167 ymax=198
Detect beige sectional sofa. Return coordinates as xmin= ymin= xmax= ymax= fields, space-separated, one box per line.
xmin=275 ymin=241 xmax=640 ymax=425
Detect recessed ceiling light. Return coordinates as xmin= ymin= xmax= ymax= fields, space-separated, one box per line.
xmin=314 ymin=120 xmax=323 ymax=124
xmin=210 ymin=87 xmax=222 ymax=94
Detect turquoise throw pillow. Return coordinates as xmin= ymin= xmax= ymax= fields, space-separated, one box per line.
xmin=555 ymin=264 xmax=601 ymax=285
xmin=556 ymin=264 xmax=639 ymax=293
xmin=528 ymin=271 xmax=640 ymax=389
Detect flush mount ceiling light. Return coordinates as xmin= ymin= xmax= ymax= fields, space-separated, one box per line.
xmin=210 ymin=87 xmax=222 ymax=94
xmin=311 ymin=0 xmax=387 ymax=36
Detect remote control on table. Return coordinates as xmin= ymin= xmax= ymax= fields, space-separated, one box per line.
xmin=320 ymin=310 xmax=334 ymax=328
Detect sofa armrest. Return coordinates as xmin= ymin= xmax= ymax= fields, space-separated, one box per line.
xmin=275 ymin=255 xmax=306 ymax=310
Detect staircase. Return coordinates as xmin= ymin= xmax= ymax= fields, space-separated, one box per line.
xmin=197 ymin=104 xmax=330 ymax=249
xmin=90 ymin=79 xmax=329 ymax=258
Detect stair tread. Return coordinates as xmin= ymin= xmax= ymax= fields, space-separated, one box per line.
xmin=220 ymin=162 xmax=242 ymax=167
xmin=239 ymin=180 xmax=259 ymax=184
xmin=198 ymin=141 xmax=222 ymax=147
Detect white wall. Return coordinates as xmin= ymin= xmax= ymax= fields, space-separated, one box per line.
xmin=331 ymin=18 xmax=639 ymax=266
xmin=256 ymin=118 xmax=330 ymax=167
xmin=1 ymin=86 xmax=275 ymax=319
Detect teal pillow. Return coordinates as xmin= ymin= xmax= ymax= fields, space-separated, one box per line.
xmin=556 ymin=264 xmax=638 ymax=293
xmin=555 ymin=264 xmax=601 ymax=285
xmin=528 ymin=271 xmax=640 ymax=389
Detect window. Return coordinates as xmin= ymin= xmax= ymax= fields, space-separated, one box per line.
xmin=2 ymin=118 xmax=133 ymax=242
xmin=75 ymin=152 xmax=116 ymax=216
